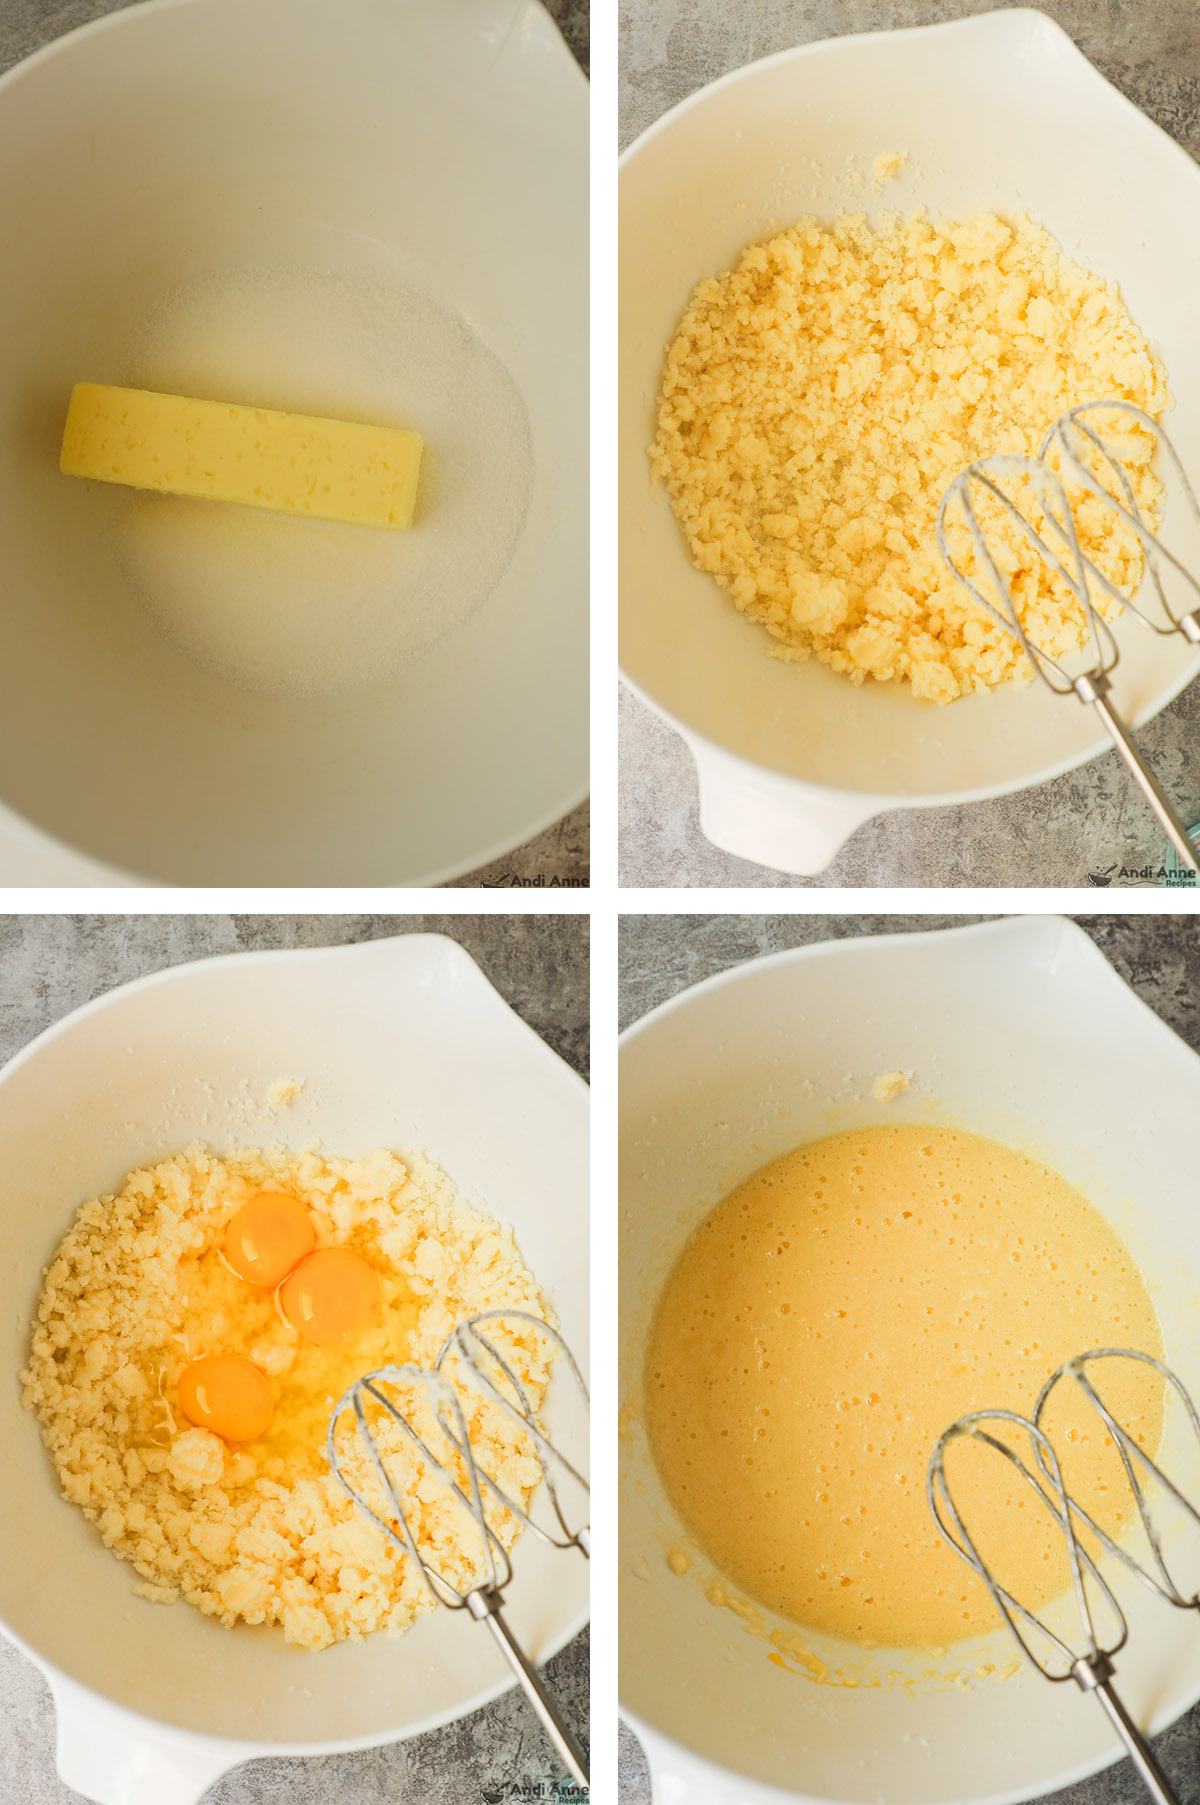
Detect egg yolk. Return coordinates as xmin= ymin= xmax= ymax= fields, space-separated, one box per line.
xmin=178 ymin=1353 xmax=274 ymax=1442
xmin=223 ymin=1191 xmax=315 ymax=1288
xmin=279 ymin=1248 xmax=382 ymax=1345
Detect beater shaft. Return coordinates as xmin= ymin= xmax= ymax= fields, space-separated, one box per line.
xmin=1083 ymin=1666 xmax=1178 ymax=1805
xmin=469 ymin=1584 xmax=589 ymax=1785
xmin=327 ymin=1317 xmax=590 ymax=1790
xmin=1081 ymin=676 xmax=1198 ymax=869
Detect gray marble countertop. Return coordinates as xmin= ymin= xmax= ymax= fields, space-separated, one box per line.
xmin=619 ymin=0 xmax=1200 ymax=889
xmin=618 ymin=911 xmax=1200 ymax=1802
xmin=0 ymin=0 xmax=588 ymax=894
xmin=0 ymin=914 xmax=588 ymax=1805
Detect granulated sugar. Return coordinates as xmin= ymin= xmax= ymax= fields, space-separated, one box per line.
xmin=110 ymin=269 xmax=532 ymax=699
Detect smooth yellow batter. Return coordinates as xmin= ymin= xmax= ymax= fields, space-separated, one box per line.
xmin=644 ymin=1125 xmax=1162 ymax=1648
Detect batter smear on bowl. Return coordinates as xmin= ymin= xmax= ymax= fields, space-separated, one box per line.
xmin=650 ymin=212 xmax=1168 ymax=703
xmin=22 ymin=1143 xmax=552 ymax=1650
xmin=644 ymin=1124 xmax=1162 ymax=1648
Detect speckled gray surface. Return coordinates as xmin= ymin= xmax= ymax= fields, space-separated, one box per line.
xmin=0 ymin=915 xmax=588 ymax=1805
xmin=448 ymin=801 xmax=591 ymax=891
xmin=0 ymin=0 xmax=589 ymax=894
xmin=617 ymin=911 xmax=1200 ymax=1037
xmin=545 ymin=0 xmax=589 ymax=71
xmin=618 ymin=911 xmax=1200 ymax=1802
xmin=619 ymin=0 xmax=1200 ymax=888
xmin=0 ymin=0 xmax=589 ymax=67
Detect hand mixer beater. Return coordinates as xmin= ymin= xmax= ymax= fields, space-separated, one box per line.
xmin=327 ymin=1310 xmax=589 ymax=1787
xmin=928 ymin=1347 xmax=1200 ymax=1805
xmin=938 ymin=401 xmax=1200 ymax=871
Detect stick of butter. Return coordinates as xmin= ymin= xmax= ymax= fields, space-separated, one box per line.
xmin=60 ymin=382 xmax=424 ymax=530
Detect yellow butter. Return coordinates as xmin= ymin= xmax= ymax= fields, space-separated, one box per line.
xmin=60 ymin=382 xmax=423 ymax=530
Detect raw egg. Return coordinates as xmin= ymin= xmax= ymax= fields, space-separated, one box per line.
xmin=179 ymin=1353 xmax=274 ymax=1442
xmin=223 ymin=1191 xmax=315 ymax=1288
xmin=279 ymin=1248 xmax=382 ymax=1345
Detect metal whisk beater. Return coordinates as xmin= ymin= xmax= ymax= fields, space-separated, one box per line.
xmin=928 ymin=1348 xmax=1200 ymax=1805
xmin=436 ymin=1310 xmax=591 ymax=1559
xmin=937 ymin=401 xmax=1200 ymax=870
xmin=327 ymin=1312 xmax=590 ymax=1787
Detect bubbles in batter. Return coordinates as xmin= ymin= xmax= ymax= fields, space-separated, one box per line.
xmin=644 ymin=1124 xmax=1162 ymax=1649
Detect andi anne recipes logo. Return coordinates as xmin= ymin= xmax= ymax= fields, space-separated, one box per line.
xmin=1087 ymin=860 xmax=1198 ymax=887
xmin=480 ymin=1784 xmax=588 ymax=1802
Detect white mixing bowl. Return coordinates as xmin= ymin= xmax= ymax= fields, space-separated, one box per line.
xmin=620 ymin=10 xmax=1200 ymax=875
xmin=0 ymin=0 xmax=587 ymax=885
xmin=0 ymin=933 xmax=589 ymax=1804
xmin=620 ymin=917 xmax=1200 ymax=1802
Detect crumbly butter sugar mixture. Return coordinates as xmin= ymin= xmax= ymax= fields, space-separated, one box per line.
xmin=650 ymin=211 xmax=1168 ymax=703
xmin=22 ymin=1144 xmax=550 ymax=1650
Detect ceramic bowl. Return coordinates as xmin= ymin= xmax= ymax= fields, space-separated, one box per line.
xmin=620 ymin=918 xmax=1200 ymax=1801
xmin=620 ymin=10 xmax=1200 ymax=874
xmin=0 ymin=934 xmax=589 ymax=1803
xmin=0 ymin=0 xmax=587 ymax=884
